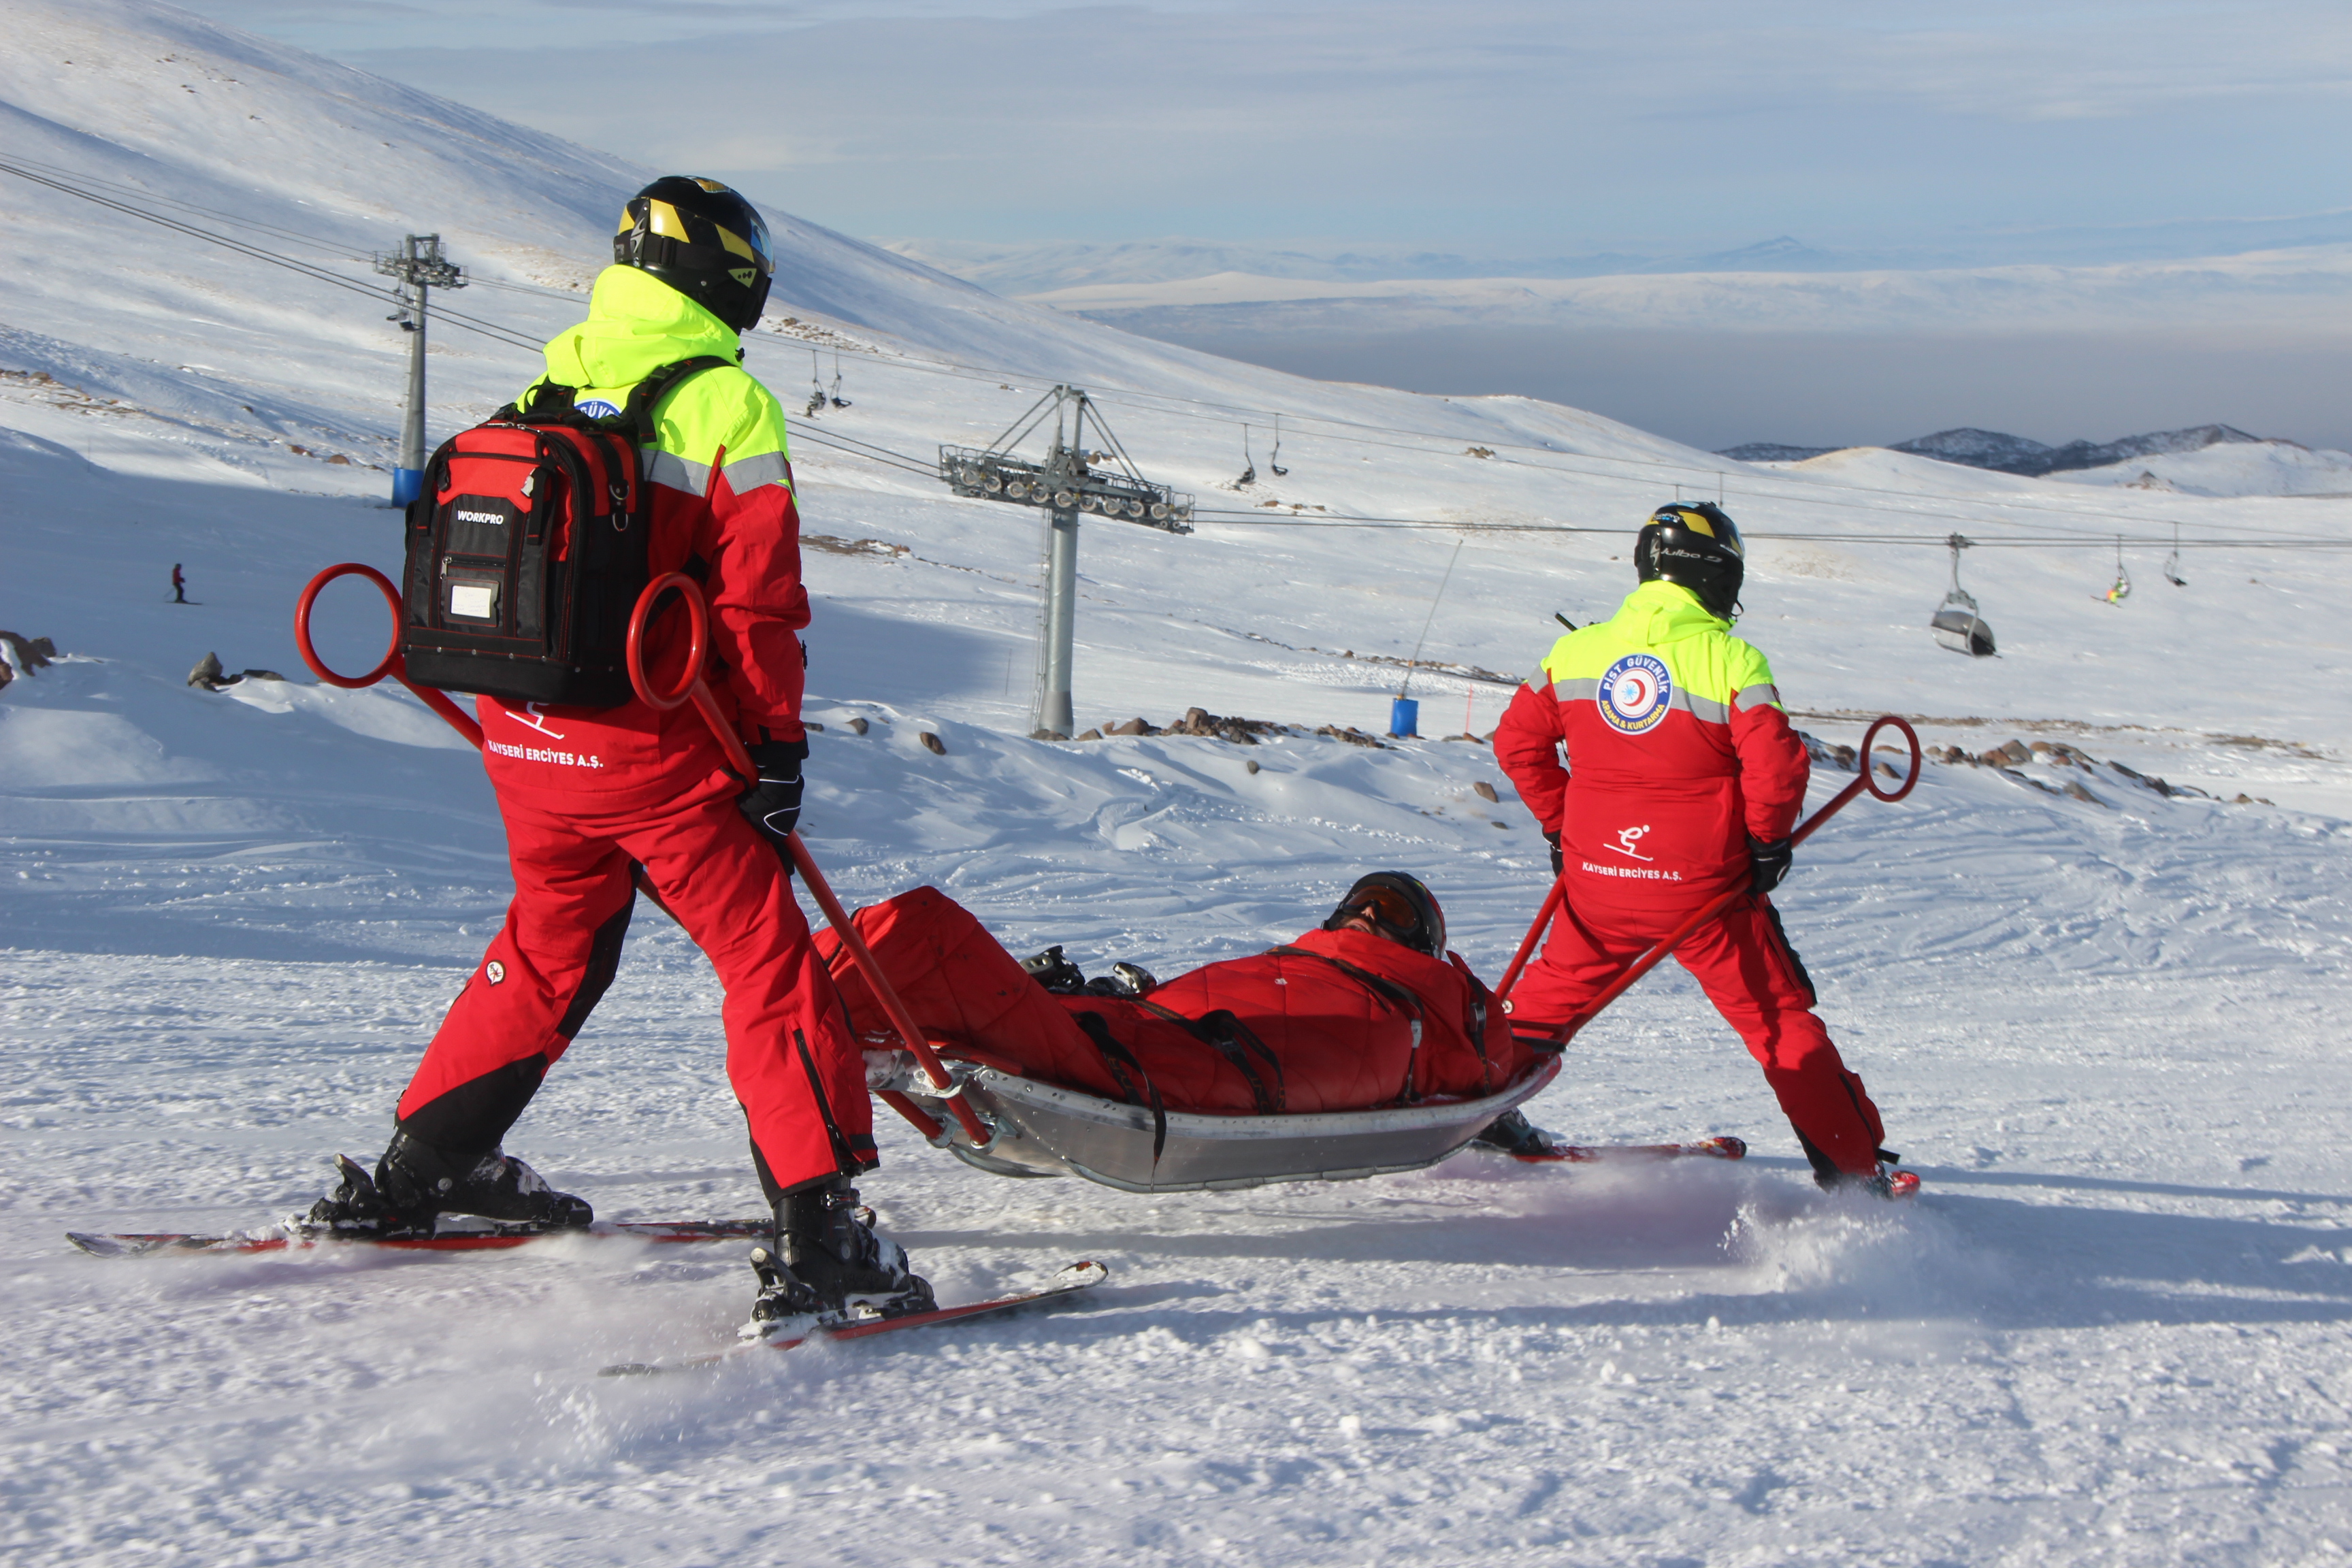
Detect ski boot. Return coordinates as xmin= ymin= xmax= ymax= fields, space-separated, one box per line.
xmin=1079 ymin=961 xmax=1159 ymax=998
xmin=1817 ymin=1148 xmax=1919 ymax=1200
xmin=1471 ymin=1107 xmax=1565 ymax=1159
xmin=304 ymin=1132 xmax=592 ymax=1236
xmin=1019 ymin=945 xmax=1088 ymax=995
xmin=743 ymin=1177 xmax=933 ymax=1339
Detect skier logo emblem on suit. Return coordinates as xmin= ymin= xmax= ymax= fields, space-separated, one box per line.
xmin=513 ymin=702 xmax=566 ymax=740
xmin=1607 ymin=823 xmax=1654 ymax=861
xmin=1596 ymin=653 xmax=1671 ymax=735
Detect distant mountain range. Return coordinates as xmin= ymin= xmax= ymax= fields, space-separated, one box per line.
xmin=1720 ymin=424 xmax=2274 ymax=476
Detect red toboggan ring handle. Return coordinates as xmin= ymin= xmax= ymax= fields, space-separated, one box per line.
xmin=623 ymin=574 xmax=990 ymax=1147
xmin=293 ymin=563 xmax=483 ymax=747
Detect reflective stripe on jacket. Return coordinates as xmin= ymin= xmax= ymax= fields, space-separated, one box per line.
xmin=1493 ymin=579 xmax=1808 ymax=911
xmin=478 ymin=265 xmax=806 ymax=812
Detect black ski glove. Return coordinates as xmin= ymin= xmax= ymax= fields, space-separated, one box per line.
xmin=1748 ymin=834 xmax=1793 ymax=896
xmin=736 ymin=737 xmax=808 ymax=865
xmin=1544 ymin=829 xmax=1564 ymax=879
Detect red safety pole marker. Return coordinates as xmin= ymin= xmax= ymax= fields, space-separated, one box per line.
xmin=1498 ymin=715 xmax=1922 ymax=1041
xmin=623 ymin=574 xmax=992 ymax=1148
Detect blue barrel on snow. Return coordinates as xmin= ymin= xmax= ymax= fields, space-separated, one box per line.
xmin=1388 ymin=696 xmax=1420 ymax=738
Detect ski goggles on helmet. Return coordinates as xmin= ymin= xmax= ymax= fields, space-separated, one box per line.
xmin=1342 ymin=885 xmax=1426 ymax=944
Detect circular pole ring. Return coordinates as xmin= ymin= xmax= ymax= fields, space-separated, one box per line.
xmin=627 ymin=572 xmax=709 ymax=712
xmin=1860 ymin=714 xmax=1924 ymax=803
xmin=295 ymin=563 xmax=403 ymax=689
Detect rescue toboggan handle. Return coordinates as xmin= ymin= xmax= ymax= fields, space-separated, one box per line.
xmin=1492 ymin=714 xmax=1923 ymax=1045
xmin=294 ymin=563 xmax=987 ymax=1149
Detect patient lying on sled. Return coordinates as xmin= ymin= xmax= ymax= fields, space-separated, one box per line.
xmin=814 ymin=873 xmax=1548 ymax=1126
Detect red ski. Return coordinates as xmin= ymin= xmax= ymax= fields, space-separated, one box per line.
xmin=1509 ymin=1134 xmax=1749 ymax=1165
xmin=66 ymin=1217 xmax=773 ymax=1258
xmin=599 ymin=1260 xmax=1110 ymax=1376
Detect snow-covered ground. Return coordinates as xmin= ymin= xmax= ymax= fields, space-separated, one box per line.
xmin=6 ymin=5 xmax=2352 ymax=1565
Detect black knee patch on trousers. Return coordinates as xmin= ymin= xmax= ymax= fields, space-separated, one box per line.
xmin=1761 ymin=899 xmax=1818 ymax=1005
xmin=399 ymin=1054 xmax=548 ymax=1162
xmin=555 ymin=886 xmax=637 ymax=1041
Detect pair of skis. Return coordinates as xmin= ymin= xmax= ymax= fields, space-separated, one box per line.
xmin=66 ymin=1213 xmax=1112 ymax=1371
xmin=61 ymin=1137 xmax=1790 ymax=1371
xmin=65 ymin=1134 xmax=1759 ymax=1259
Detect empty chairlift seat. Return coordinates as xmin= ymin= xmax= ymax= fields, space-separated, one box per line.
xmin=1931 ymin=534 xmax=1996 ymax=657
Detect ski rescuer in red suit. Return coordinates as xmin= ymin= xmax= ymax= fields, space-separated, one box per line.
xmin=310 ymin=177 xmax=931 ymax=1322
xmin=1492 ymin=502 xmax=1901 ymax=1193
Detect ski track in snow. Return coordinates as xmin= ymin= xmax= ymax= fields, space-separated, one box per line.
xmin=7 ymin=3 xmax=2352 ymax=1564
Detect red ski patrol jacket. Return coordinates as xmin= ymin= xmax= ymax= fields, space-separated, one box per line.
xmin=1494 ymin=580 xmax=1809 ymax=919
xmin=475 ymin=265 xmax=806 ymax=814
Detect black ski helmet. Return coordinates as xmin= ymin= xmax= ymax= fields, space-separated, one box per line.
xmin=1322 ymin=871 xmax=1447 ymax=958
xmin=612 ymin=176 xmax=775 ymax=333
xmin=1635 ymin=502 xmax=1745 ymax=619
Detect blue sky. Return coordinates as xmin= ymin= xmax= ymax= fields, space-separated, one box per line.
xmin=172 ymin=1 xmax=2352 ymax=263
xmin=167 ymin=1 xmax=2352 ymax=447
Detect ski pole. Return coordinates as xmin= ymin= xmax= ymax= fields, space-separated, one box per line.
xmin=297 ymin=563 xmax=686 ymax=921
xmin=626 ymin=575 xmax=994 ymax=1149
xmin=1496 ymin=715 xmax=1922 ymax=1037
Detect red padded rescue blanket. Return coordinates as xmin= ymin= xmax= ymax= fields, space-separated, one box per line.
xmin=815 ymin=887 xmax=1539 ymax=1114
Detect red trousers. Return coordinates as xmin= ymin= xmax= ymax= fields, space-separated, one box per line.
xmin=1509 ymin=891 xmax=1885 ymax=1178
xmin=395 ymin=774 xmax=874 ymax=1193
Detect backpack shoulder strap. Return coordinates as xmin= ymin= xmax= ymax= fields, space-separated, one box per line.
xmin=622 ymin=354 xmax=737 ymax=444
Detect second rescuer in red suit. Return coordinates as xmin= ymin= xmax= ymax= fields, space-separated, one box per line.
xmin=1493 ymin=503 xmax=1897 ymax=1189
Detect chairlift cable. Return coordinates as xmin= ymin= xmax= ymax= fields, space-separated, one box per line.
xmin=10 ymin=154 xmax=2343 ymax=554
xmin=750 ymin=336 xmax=2346 ymax=548
xmin=1399 ymin=538 xmax=1465 ymax=700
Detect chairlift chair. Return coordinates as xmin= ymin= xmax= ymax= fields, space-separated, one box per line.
xmin=2163 ymin=521 xmax=2187 ymax=587
xmin=1269 ymin=414 xmax=1288 ymax=476
xmin=1930 ymin=533 xmax=1996 ymax=657
xmin=804 ymin=350 xmax=826 ymax=418
xmin=2105 ymin=536 xmax=2132 ymax=606
xmin=829 ymin=348 xmax=851 ymax=409
xmin=1237 ymin=423 xmax=1256 ymax=487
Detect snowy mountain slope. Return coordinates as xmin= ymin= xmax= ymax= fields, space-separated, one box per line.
xmin=2048 ymin=440 xmax=2352 ymax=499
xmin=7 ymin=5 xmax=2352 ymax=1566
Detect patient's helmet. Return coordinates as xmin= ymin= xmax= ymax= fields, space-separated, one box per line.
xmin=1322 ymin=872 xmax=1446 ymax=958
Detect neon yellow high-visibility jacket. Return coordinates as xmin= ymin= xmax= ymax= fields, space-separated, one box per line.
xmin=1493 ymin=580 xmax=1810 ymax=913
xmin=477 ymin=265 xmax=806 ymax=813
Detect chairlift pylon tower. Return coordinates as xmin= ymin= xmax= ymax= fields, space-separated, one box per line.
xmin=374 ymin=234 xmax=465 ymax=507
xmin=940 ymin=386 xmax=1194 ymax=738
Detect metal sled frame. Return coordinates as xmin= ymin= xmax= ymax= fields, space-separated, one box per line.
xmin=876 ymin=1055 xmax=1561 ymax=1194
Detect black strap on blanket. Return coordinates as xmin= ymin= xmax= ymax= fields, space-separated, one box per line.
xmin=1266 ymin=945 xmax=1428 ymax=1103
xmin=1139 ymin=1003 xmax=1285 ymax=1115
xmin=1460 ymin=972 xmax=1497 ymax=1092
xmin=1073 ymin=1011 xmax=1168 ymax=1163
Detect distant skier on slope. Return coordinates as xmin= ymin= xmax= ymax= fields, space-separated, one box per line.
xmin=1492 ymin=502 xmax=1901 ymax=1194
xmin=309 ymin=176 xmax=931 ymax=1321
xmin=171 ymin=564 xmax=186 ymax=604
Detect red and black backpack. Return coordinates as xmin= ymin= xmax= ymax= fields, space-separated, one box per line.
xmin=399 ymin=355 xmax=730 ymax=706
